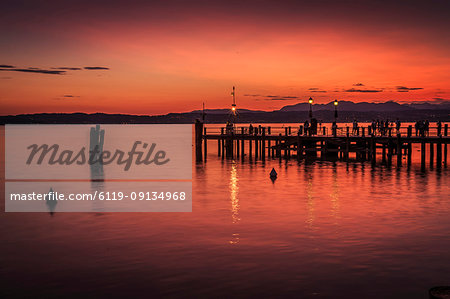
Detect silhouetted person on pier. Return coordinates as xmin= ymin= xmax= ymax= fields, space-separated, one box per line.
xmin=226 ymin=121 xmax=233 ymax=135
xmin=352 ymin=119 xmax=358 ymax=135
xmin=396 ymin=118 xmax=401 ymax=133
xmin=249 ymin=124 xmax=253 ymax=135
xmin=332 ymin=121 xmax=337 ymax=137
xmin=311 ymin=118 xmax=318 ymax=135
xmin=418 ymin=121 xmax=425 ymax=137
xmin=304 ymin=120 xmax=310 ymax=136
xmin=415 ymin=121 xmax=420 ymax=136
xmin=424 ymin=120 xmax=430 ymax=136
xmin=437 ymin=120 xmax=442 ymax=136
xmin=377 ymin=119 xmax=382 ymax=135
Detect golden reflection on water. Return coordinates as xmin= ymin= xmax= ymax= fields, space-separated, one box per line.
xmin=305 ymin=172 xmax=315 ymax=229
xmin=229 ymin=162 xmax=240 ymax=244
xmin=330 ymin=167 xmax=340 ymax=221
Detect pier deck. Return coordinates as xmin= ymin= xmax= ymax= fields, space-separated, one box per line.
xmin=195 ymin=122 xmax=449 ymax=170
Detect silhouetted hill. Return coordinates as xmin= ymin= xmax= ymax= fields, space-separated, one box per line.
xmin=1 ymin=100 xmax=449 ymax=124
xmin=279 ymin=100 xmax=450 ymax=112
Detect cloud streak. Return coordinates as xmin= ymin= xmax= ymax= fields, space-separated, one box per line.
xmin=84 ymin=66 xmax=110 ymax=70
xmin=396 ymin=86 xmax=423 ymax=92
xmin=0 ymin=68 xmax=66 ymax=75
xmin=52 ymin=67 xmax=82 ymax=70
xmin=0 ymin=64 xmax=111 ymax=75
xmin=343 ymin=88 xmax=382 ymax=93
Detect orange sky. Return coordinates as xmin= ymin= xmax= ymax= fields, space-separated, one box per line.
xmin=1 ymin=0 xmax=449 ymax=115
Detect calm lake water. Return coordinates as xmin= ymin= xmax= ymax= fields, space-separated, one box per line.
xmin=1 ymin=124 xmax=449 ymax=298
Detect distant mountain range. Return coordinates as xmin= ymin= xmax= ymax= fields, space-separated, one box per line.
xmin=1 ymin=100 xmax=449 ymax=124
xmin=191 ymin=100 xmax=450 ymax=114
xmin=279 ymin=100 xmax=450 ymax=112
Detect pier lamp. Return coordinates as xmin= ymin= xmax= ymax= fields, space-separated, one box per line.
xmin=308 ymin=97 xmax=313 ymax=119
xmin=334 ymin=99 xmax=338 ymax=120
xmin=231 ymin=104 xmax=236 ymax=114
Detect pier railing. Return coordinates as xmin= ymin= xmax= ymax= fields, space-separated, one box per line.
xmin=203 ymin=124 xmax=448 ymax=138
xmin=195 ymin=121 xmax=449 ymax=171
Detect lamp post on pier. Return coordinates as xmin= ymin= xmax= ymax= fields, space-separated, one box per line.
xmin=334 ymin=99 xmax=338 ymax=121
xmin=308 ymin=97 xmax=313 ymax=119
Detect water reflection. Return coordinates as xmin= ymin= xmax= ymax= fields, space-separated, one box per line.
xmin=229 ymin=162 xmax=240 ymax=244
xmin=304 ymin=166 xmax=315 ymax=229
xmin=45 ymin=187 xmax=57 ymax=216
xmin=330 ymin=164 xmax=340 ymax=221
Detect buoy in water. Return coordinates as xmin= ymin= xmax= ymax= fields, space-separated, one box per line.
xmin=430 ymin=286 xmax=450 ymax=299
xmin=270 ymin=168 xmax=277 ymax=179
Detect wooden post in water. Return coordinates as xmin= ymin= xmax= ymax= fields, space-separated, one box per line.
xmin=436 ymin=138 xmax=442 ymax=169
xmin=421 ymin=141 xmax=426 ymax=171
xmin=382 ymin=143 xmax=387 ymax=164
xmin=284 ymin=130 xmax=288 ymax=159
xmin=297 ymin=136 xmax=302 ymax=161
xmin=236 ymin=135 xmax=240 ymax=159
xmin=407 ymin=143 xmax=412 ymax=167
xmin=262 ymin=127 xmax=266 ymax=161
xmin=241 ymin=128 xmax=245 ymax=161
xmin=396 ymin=133 xmax=402 ymax=167
xmin=371 ymin=136 xmax=376 ymax=165
xmin=387 ymin=141 xmax=393 ymax=166
xmin=195 ymin=120 xmax=203 ymax=162
xmin=254 ymin=131 xmax=258 ymax=160
xmin=203 ymin=127 xmax=207 ymax=161
xmin=445 ymin=124 xmax=448 ymax=167
xmin=430 ymin=142 xmax=434 ymax=168
xmin=249 ymin=135 xmax=253 ymax=161
xmin=220 ymin=128 xmax=224 ymax=159
xmin=345 ymin=128 xmax=350 ymax=160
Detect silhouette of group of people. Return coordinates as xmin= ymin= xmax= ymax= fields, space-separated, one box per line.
xmin=369 ymin=118 xmax=401 ymax=136
xmin=414 ymin=120 xmax=430 ymax=137
xmin=303 ymin=118 xmax=318 ymax=136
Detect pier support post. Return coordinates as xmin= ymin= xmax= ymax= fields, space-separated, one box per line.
xmin=249 ymin=135 xmax=253 ymax=161
xmin=241 ymin=128 xmax=245 ymax=161
xmin=430 ymin=142 xmax=434 ymax=168
xmin=254 ymin=131 xmax=258 ymax=160
xmin=371 ymin=137 xmax=376 ymax=165
xmin=407 ymin=143 xmax=412 ymax=167
xmin=203 ymin=127 xmax=207 ymax=161
xmin=195 ymin=120 xmax=203 ymax=162
xmin=236 ymin=136 xmax=240 ymax=159
xmin=297 ymin=136 xmax=302 ymax=161
xmin=436 ymin=139 xmax=442 ymax=169
xmin=345 ymin=128 xmax=350 ymax=160
xmin=445 ymin=125 xmax=448 ymax=168
xmin=421 ymin=141 xmax=426 ymax=171
xmin=397 ymin=133 xmax=402 ymax=167
xmin=387 ymin=141 xmax=393 ymax=166
xmin=262 ymin=128 xmax=266 ymax=161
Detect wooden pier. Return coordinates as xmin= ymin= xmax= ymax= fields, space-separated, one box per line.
xmin=195 ymin=121 xmax=449 ymax=170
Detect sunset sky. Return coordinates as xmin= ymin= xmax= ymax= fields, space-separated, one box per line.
xmin=1 ymin=0 xmax=449 ymax=115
